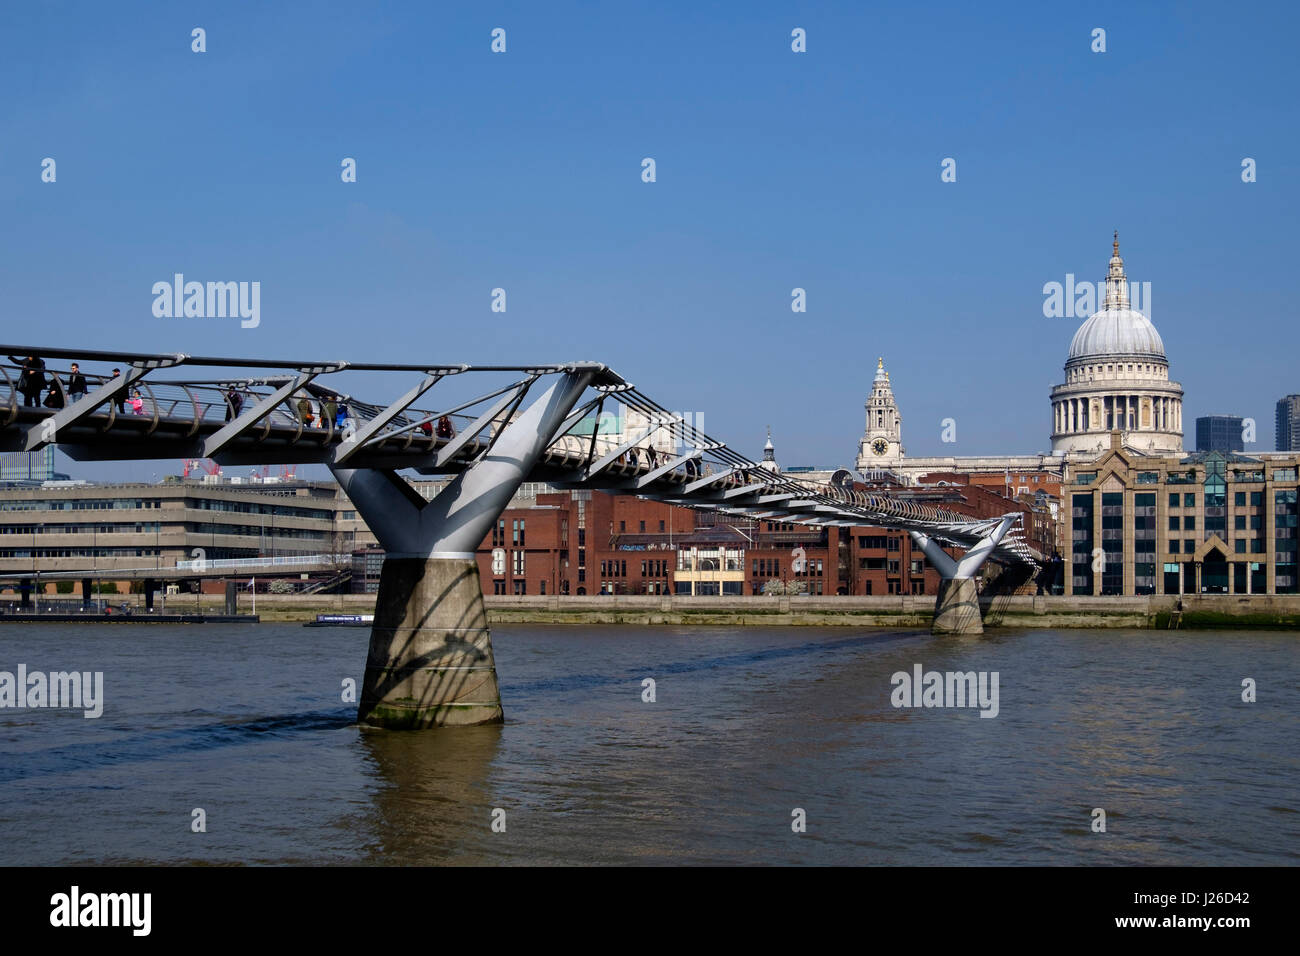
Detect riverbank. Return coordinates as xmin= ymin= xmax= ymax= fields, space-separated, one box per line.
xmin=100 ymin=592 xmax=1300 ymax=628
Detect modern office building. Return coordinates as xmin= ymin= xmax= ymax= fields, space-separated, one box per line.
xmin=1277 ymin=395 xmax=1300 ymax=452
xmin=1196 ymin=415 xmax=1245 ymax=453
xmin=0 ymin=478 xmax=352 ymax=585
xmin=1064 ymin=434 xmax=1299 ymax=595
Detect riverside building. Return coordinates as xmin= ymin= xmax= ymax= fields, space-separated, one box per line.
xmin=1063 ymin=436 xmax=1299 ymax=595
xmin=0 ymin=477 xmax=351 ymax=592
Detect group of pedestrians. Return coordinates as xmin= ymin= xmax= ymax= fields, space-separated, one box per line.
xmin=9 ymin=355 xmax=147 ymax=415
xmin=295 ymin=393 xmax=350 ymax=430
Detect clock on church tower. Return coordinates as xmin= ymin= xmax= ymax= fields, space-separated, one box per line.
xmin=856 ymin=357 xmax=904 ymax=471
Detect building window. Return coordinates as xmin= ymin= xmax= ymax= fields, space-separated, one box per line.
xmin=512 ymin=550 xmax=525 ymax=575
xmin=1235 ymin=540 xmax=1246 ymax=554
xmin=1277 ymin=489 xmax=1298 ymax=594
xmin=512 ymin=580 xmax=526 ymax=595
xmin=1169 ymin=493 xmax=1179 ymax=508
xmin=493 ymin=580 xmax=506 ymax=594
xmin=619 ymin=520 xmax=625 ymax=532
xmin=1235 ymin=515 xmax=1246 ymax=530
xmin=512 ymin=519 xmax=525 ymax=546
xmin=1184 ymin=516 xmax=1196 ymax=531
xmin=1235 ymin=492 xmax=1246 ymax=507
xmin=491 ymin=549 xmax=505 ymax=575
xmin=1100 ymin=492 xmax=1124 ymax=595
xmin=1184 ymin=493 xmax=1196 ymax=508
xmin=1169 ymin=516 xmax=1180 ymax=531
xmin=1170 ymin=540 xmax=1180 ymax=553
xmin=1071 ymin=492 xmax=1095 ymax=595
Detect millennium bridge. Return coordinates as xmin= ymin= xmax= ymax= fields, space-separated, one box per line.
xmin=1 ymin=345 xmax=1040 ymax=728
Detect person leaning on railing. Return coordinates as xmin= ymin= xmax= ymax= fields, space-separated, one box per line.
xmin=8 ymin=355 xmax=45 ymax=408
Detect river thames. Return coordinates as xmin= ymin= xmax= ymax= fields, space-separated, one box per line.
xmin=0 ymin=623 xmax=1295 ymax=865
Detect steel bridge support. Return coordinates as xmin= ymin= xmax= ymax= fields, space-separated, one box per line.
xmin=910 ymin=515 xmax=1018 ymax=635
xmin=329 ymin=369 xmax=596 ymax=729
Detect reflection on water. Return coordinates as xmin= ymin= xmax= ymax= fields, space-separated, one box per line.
xmin=0 ymin=622 xmax=1296 ymax=865
xmin=358 ymin=725 xmax=503 ymax=865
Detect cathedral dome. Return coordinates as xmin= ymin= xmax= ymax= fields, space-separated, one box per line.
xmin=1066 ymin=232 xmax=1166 ymax=366
xmin=1050 ymin=234 xmax=1184 ymax=458
xmin=1068 ymin=308 xmax=1165 ymax=362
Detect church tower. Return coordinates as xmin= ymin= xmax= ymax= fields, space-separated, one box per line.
xmin=857 ymin=357 xmax=904 ymax=471
xmin=758 ymin=426 xmax=780 ymax=473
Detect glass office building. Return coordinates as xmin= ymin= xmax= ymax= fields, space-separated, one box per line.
xmin=1195 ymin=415 xmax=1244 ymax=453
xmin=0 ymin=448 xmax=55 ymax=481
xmin=1277 ymin=395 xmax=1300 ymax=452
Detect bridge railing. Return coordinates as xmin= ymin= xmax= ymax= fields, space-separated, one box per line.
xmin=1 ymin=355 xmax=490 ymax=453
xmin=175 ymin=553 xmax=349 ymax=572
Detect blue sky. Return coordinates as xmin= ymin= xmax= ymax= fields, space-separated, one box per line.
xmin=2 ymin=0 xmax=1296 ymax=481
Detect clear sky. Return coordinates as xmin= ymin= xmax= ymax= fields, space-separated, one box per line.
xmin=2 ymin=0 xmax=1296 ymax=481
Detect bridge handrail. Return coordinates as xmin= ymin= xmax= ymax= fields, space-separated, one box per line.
xmin=175 ymin=553 xmax=349 ymax=571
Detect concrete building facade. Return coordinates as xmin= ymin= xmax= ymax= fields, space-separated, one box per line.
xmin=0 ymin=478 xmax=350 ymax=588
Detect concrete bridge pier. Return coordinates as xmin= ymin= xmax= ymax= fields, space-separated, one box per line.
xmin=19 ymin=578 xmax=32 ymax=611
xmin=911 ymin=515 xmax=1018 ymax=636
xmin=331 ymin=368 xmax=595 ymax=729
xmin=81 ymin=577 xmax=93 ymax=609
xmin=144 ymin=578 xmax=157 ymax=612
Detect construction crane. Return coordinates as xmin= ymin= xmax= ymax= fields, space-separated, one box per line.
xmin=181 ymin=458 xmax=222 ymax=479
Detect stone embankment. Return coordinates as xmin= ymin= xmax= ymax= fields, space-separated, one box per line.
xmin=157 ymin=593 xmax=1300 ymax=628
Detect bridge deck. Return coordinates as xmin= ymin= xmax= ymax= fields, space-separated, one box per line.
xmin=1 ymin=345 xmax=1041 ymax=565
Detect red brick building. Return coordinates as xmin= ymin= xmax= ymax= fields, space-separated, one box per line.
xmin=473 ymin=491 xmax=692 ymax=596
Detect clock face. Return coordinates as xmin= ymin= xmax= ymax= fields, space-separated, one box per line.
xmin=872 ymin=438 xmax=889 ymax=456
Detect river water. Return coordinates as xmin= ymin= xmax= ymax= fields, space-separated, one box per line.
xmin=0 ymin=623 xmax=1295 ymax=865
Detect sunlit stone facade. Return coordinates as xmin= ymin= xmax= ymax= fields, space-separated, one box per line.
xmin=1050 ymin=235 xmax=1184 ymax=456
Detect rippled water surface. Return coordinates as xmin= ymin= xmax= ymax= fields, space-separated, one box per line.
xmin=0 ymin=622 xmax=1296 ymax=865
